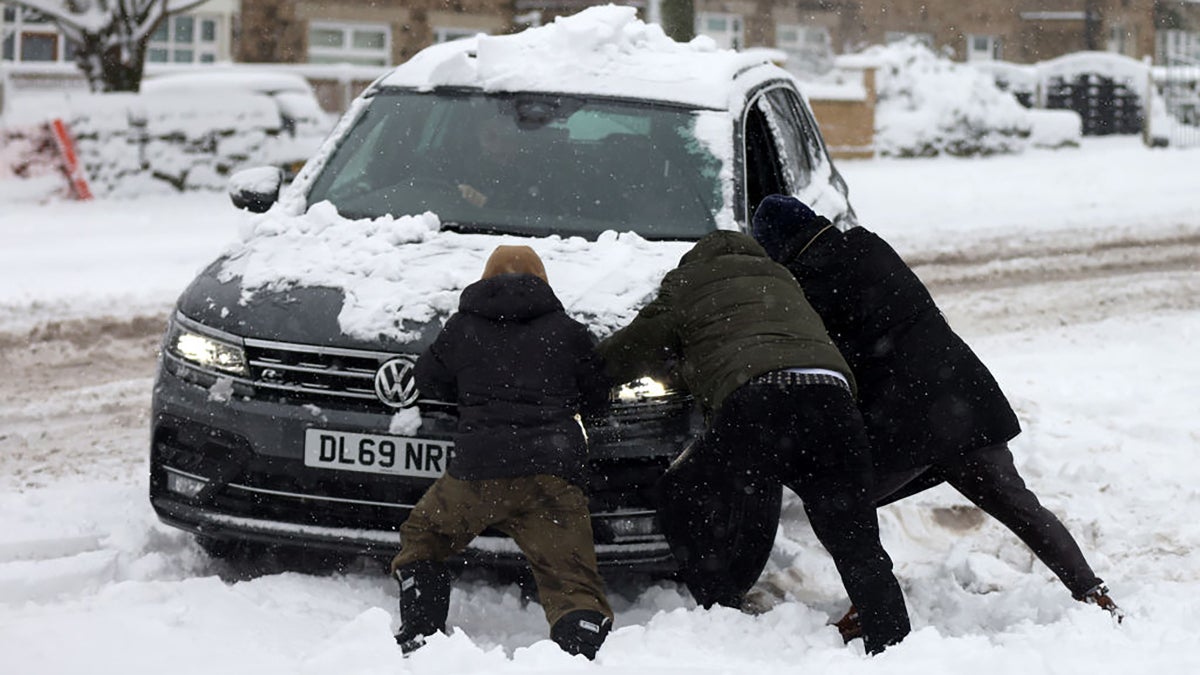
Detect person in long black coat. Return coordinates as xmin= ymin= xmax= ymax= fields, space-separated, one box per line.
xmin=750 ymin=195 xmax=1121 ymax=638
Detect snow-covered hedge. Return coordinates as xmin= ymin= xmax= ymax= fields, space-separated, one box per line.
xmin=1 ymin=90 xmax=313 ymax=197
xmin=0 ymin=123 xmax=59 ymax=182
xmin=866 ymin=40 xmax=1037 ymax=158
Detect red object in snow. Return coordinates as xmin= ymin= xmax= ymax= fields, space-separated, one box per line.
xmin=49 ymin=118 xmax=93 ymax=200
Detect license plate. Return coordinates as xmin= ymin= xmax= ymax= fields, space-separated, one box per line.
xmin=303 ymin=429 xmax=453 ymax=478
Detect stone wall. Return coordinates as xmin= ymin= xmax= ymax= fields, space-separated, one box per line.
xmin=809 ymin=68 xmax=877 ymax=159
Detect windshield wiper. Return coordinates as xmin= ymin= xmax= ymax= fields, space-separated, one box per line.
xmin=439 ymin=221 xmax=522 ymax=236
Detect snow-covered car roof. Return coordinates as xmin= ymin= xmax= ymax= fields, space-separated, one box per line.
xmin=142 ymin=70 xmax=317 ymax=95
xmin=377 ymin=5 xmax=786 ymax=110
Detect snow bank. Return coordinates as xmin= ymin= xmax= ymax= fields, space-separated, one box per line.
xmin=4 ymin=135 xmax=1200 ymax=673
xmin=867 ymin=40 xmax=1034 ymax=157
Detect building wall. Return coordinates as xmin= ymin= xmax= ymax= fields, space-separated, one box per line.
xmin=839 ymin=0 xmax=1157 ymax=64
xmin=809 ymin=68 xmax=877 ymax=159
xmin=237 ymin=0 xmax=512 ymax=66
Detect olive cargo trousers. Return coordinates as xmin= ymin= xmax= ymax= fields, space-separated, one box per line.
xmin=391 ymin=473 xmax=613 ymax=627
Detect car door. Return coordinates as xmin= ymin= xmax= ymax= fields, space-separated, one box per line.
xmin=740 ymin=82 xmax=856 ymax=228
xmin=741 ymin=83 xmax=810 ymax=222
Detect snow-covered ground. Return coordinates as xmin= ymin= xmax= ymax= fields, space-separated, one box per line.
xmin=2 ymin=136 xmax=1199 ymax=673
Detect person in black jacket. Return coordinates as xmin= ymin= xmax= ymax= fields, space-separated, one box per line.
xmin=389 ymin=245 xmax=613 ymax=659
xmin=750 ymin=194 xmax=1121 ymax=641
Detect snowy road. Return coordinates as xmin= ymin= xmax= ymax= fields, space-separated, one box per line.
xmin=2 ymin=137 xmax=1200 ymax=673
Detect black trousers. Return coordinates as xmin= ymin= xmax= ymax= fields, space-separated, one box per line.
xmin=660 ymin=381 xmax=910 ymax=654
xmin=925 ymin=443 xmax=1103 ymax=598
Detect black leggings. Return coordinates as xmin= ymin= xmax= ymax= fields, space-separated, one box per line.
xmin=938 ymin=443 xmax=1102 ymax=598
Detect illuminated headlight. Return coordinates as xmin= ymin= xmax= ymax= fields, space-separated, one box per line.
xmin=166 ymin=321 xmax=248 ymax=376
xmin=613 ymin=376 xmax=673 ymax=403
xmin=166 ymin=471 xmax=207 ymax=498
xmin=606 ymin=515 xmax=658 ymax=539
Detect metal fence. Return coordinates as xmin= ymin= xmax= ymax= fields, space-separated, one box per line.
xmin=1044 ymin=72 xmax=1143 ymax=136
xmin=1150 ymin=56 xmax=1200 ymax=148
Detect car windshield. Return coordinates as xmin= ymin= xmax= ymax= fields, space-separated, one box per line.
xmin=306 ymin=90 xmax=725 ymax=240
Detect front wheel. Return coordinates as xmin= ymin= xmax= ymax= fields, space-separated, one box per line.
xmin=657 ymin=459 xmax=782 ymax=608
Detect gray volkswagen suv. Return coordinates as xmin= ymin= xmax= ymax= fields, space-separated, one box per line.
xmin=149 ymin=16 xmax=857 ymax=576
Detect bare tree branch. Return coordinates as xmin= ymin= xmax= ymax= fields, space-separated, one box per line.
xmin=8 ymin=0 xmax=215 ymax=92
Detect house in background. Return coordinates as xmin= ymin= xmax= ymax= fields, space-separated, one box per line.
xmin=7 ymin=1 xmax=1196 ymax=76
xmin=1156 ymin=0 xmax=1200 ymax=63
xmin=689 ymin=0 xmax=1169 ymax=72
xmin=237 ymin=0 xmax=528 ymax=67
xmin=1 ymin=0 xmax=239 ymax=67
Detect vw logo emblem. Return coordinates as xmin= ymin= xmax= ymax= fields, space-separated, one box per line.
xmin=374 ymin=357 xmax=419 ymax=408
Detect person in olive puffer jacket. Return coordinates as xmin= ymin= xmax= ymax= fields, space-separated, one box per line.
xmin=389 ymin=245 xmax=613 ymax=660
xmin=750 ymin=194 xmax=1121 ymax=642
xmin=599 ymin=230 xmax=910 ymax=655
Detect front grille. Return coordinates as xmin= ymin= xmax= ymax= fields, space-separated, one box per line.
xmin=243 ymin=338 xmax=406 ymax=404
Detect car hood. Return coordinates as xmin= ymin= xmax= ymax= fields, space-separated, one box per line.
xmin=181 ymin=205 xmax=697 ymax=352
xmin=177 ymin=259 xmax=442 ymax=352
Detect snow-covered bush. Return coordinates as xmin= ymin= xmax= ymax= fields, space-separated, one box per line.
xmin=0 ymin=123 xmax=60 ymax=182
xmin=1028 ymin=108 xmax=1082 ymax=149
xmin=866 ymin=40 xmax=1034 ymax=158
xmin=1 ymin=89 xmax=301 ymax=197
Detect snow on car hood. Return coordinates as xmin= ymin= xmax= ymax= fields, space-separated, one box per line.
xmin=215 ymin=201 xmax=692 ymax=344
xmin=380 ymin=4 xmax=780 ymax=110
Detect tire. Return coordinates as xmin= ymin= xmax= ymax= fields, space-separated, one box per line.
xmin=658 ymin=459 xmax=782 ymax=608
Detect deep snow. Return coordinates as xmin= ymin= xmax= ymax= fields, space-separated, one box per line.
xmin=2 ymin=135 xmax=1199 ymax=673
xmin=3 ymin=7 xmax=1199 ymax=671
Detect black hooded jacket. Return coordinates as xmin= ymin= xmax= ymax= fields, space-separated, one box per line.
xmin=752 ymin=196 xmax=1021 ymax=472
xmin=414 ymin=273 xmax=609 ymax=484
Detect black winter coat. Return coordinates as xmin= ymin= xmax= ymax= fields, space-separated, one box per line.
xmin=773 ymin=221 xmax=1021 ymax=473
xmin=598 ymin=231 xmax=853 ymax=416
xmin=414 ymin=273 xmax=610 ymax=485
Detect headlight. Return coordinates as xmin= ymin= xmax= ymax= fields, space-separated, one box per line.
xmin=613 ymin=376 xmax=673 ymax=403
xmin=166 ymin=320 xmax=248 ymax=376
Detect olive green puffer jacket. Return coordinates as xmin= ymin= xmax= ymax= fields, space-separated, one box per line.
xmin=598 ymin=230 xmax=854 ymax=415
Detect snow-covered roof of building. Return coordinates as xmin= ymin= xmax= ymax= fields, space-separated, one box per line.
xmin=376 ymin=5 xmax=784 ymax=110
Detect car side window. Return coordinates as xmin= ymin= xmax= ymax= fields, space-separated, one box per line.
xmin=761 ymin=88 xmax=816 ymax=192
xmin=743 ymin=94 xmax=787 ymax=223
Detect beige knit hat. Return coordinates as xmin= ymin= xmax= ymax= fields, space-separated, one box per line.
xmin=481 ymin=245 xmax=548 ymax=282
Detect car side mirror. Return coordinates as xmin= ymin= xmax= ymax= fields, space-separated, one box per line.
xmin=228 ymin=167 xmax=283 ymax=213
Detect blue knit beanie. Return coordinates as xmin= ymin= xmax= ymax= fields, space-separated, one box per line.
xmin=751 ymin=195 xmax=821 ymax=262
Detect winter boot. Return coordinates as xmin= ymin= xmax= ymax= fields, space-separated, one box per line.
xmin=550 ymin=609 xmax=612 ymax=660
xmin=832 ymin=605 xmax=862 ymax=643
xmin=393 ymin=560 xmax=453 ymax=654
xmin=1080 ymin=584 xmax=1124 ymax=623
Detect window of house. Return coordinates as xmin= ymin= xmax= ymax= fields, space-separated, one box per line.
xmin=776 ymin=23 xmax=833 ymax=75
xmin=433 ymin=26 xmax=479 ymax=43
xmin=1156 ymin=29 xmax=1200 ymax=63
xmin=1 ymin=5 xmax=75 ymax=63
xmin=1107 ymin=24 xmax=1135 ymax=57
xmin=967 ymin=34 xmax=1000 ymax=61
xmin=695 ymin=12 xmax=743 ymax=50
xmin=308 ymin=21 xmax=390 ymax=66
xmin=147 ymin=14 xmax=220 ymax=64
